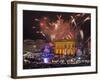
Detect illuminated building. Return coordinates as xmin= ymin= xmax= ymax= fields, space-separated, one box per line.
xmin=54 ymin=39 xmax=76 ymax=56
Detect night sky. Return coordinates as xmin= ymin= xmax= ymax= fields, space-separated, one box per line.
xmin=23 ymin=10 xmax=91 ymax=42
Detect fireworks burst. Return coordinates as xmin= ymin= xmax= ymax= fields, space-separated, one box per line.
xmin=38 ymin=15 xmax=76 ymax=41
xmin=32 ymin=13 xmax=90 ymax=42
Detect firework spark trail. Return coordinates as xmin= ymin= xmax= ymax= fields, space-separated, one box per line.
xmin=84 ymin=16 xmax=90 ymax=22
xmin=70 ymin=14 xmax=90 ymax=40
xmin=71 ymin=16 xmax=77 ymax=27
xmin=79 ymin=30 xmax=84 ymax=40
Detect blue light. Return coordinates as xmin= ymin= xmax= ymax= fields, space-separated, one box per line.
xmin=43 ymin=58 xmax=49 ymax=63
xmin=78 ymin=57 xmax=81 ymax=60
